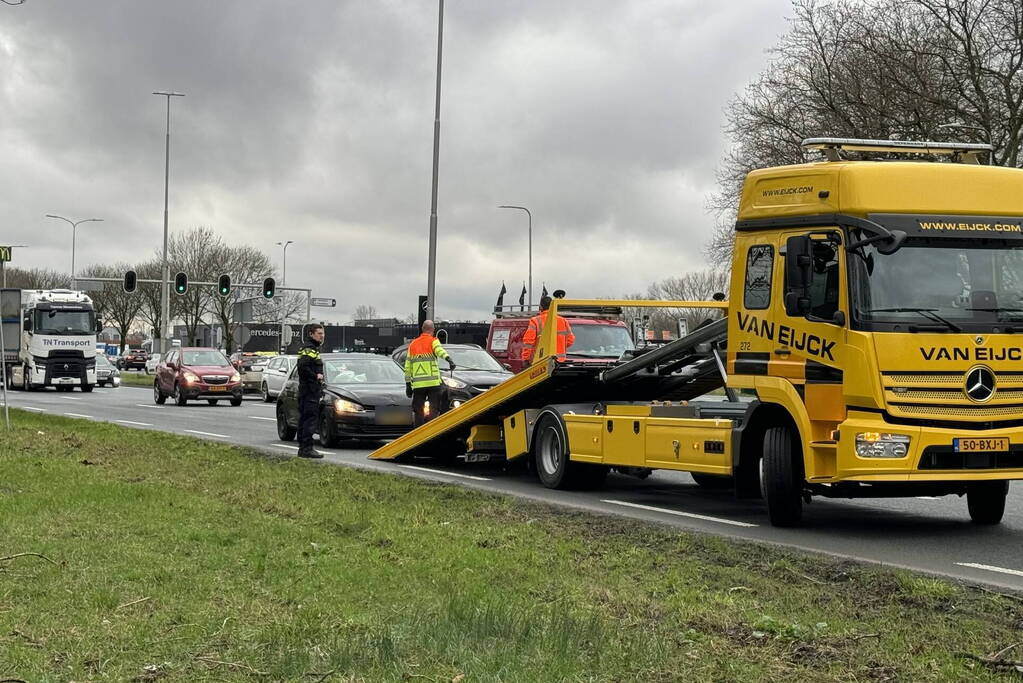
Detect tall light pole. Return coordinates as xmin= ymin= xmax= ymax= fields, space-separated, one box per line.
xmin=498 ymin=205 xmax=532 ymax=308
xmin=45 ymin=215 xmax=103 ymax=289
xmin=425 ymin=0 xmax=444 ymax=322
xmin=153 ymin=90 xmax=184 ymax=354
xmin=277 ymin=240 xmax=293 ymax=352
xmin=937 ymin=121 xmax=995 ymax=165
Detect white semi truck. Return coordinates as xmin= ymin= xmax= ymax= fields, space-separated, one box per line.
xmin=10 ymin=289 xmax=99 ymax=392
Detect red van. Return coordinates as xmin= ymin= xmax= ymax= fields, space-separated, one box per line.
xmin=486 ymin=314 xmax=635 ymax=374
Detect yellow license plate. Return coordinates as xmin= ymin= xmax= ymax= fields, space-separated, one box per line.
xmin=953 ymin=437 xmax=1009 ymax=453
xmin=209 ymin=386 xmax=226 ymax=392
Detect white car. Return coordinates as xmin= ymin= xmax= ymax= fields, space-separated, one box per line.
xmin=145 ymin=353 xmax=162 ymax=374
xmin=261 ymin=355 xmax=297 ymax=402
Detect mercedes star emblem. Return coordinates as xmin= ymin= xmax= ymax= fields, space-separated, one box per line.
xmin=965 ymin=366 xmax=996 ymax=403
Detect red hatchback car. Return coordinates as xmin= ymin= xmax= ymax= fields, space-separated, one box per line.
xmin=154 ymin=347 xmax=243 ymax=406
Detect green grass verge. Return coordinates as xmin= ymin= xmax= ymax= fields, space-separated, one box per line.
xmin=1 ymin=410 xmax=1021 ymax=681
xmin=118 ymin=371 xmax=154 ymax=387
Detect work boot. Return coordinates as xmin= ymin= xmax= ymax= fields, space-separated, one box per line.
xmin=297 ymin=446 xmax=323 ymax=459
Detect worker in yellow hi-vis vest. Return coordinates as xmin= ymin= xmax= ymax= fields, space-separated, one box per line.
xmin=404 ymin=319 xmax=454 ymax=427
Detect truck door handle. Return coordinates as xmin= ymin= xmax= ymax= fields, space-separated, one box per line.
xmin=773 ymin=348 xmax=791 ymax=356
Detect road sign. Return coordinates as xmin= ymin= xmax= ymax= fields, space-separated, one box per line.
xmin=310 ymin=297 xmax=336 ymax=307
xmin=0 ymin=246 xmax=11 ymax=262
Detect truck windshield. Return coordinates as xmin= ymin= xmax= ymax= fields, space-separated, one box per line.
xmin=33 ymin=310 xmax=95 ymax=335
xmin=568 ymin=324 xmax=636 ymax=358
xmin=850 ymin=238 xmax=1023 ymax=330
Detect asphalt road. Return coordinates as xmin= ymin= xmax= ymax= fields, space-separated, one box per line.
xmin=4 ymin=378 xmax=1023 ymax=591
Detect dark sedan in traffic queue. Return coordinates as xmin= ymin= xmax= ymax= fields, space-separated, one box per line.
xmin=275 ymin=353 xmax=414 ymax=447
xmin=391 ymin=342 xmax=512 ymax=411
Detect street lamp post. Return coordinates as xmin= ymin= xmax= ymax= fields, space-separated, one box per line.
xmin=937 ymin=122 xmax=995 ymax=165
xmin=45 ymin=215 xmax=103 ymax=289
xmin=498 ymin=205 xmax=532 ymax=308
xmin=153 ymin=90 xmax=185 ymax=354
xmin=277 ymin=240 xmax=293 ymax=352
xmin=425 ymin=0 xmax=444 ymax=322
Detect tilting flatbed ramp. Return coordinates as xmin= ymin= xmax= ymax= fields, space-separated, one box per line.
xmin=370 ymin=300 xmax=728 ymax=461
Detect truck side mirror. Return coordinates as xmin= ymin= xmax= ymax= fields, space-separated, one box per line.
xmin=784 ymin=235 xmax=814 ymax=316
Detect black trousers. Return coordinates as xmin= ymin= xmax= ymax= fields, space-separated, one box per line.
xmin=298 ymin=390 xmax=319 ymax=449
xmin=411 ymin=385 xmax=445 ymax=427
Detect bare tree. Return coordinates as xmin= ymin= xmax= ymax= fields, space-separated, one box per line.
xmin=207 ymin=244 xmax=275 ymax=353
xmin=78 ymin=263 xmax=144 ymax=353
xmin=167 ymin=227 xmax=223 ymax=345
xmin=354 ymin=304 xmax=378 ymax=321
xmin=708 ymin=0 xmax=1023 ymax=266
xmin=648 ymin=270 xmax=730 ymax=332
xmin=3 ymin=267 xmax=69 ymax=290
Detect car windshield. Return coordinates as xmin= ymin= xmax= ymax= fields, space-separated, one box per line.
xmin=183 ymin=350 xmax=231 ymax=366
xmin=851 ymin=237 xmax=1023 ymax=329
xmin=324 ymin=358 xmax=406 ymax=385
xmin=568 ymin=323 xmax=635 ymax=357
xmin=446 ymin=347 xmax=505 ymax=371
xmin=96 ymin=356 xmax=111 ymax=368
xmin=33 ymin=309 xmax=95 ymax=335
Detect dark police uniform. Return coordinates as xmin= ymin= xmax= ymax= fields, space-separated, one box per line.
xmin=296 ymin=337 xmax=324 ymax=457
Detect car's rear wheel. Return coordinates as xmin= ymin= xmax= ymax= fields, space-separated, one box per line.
xmin=207 ymin=399 xmax=219 ymax=406
xmin=319 ymin=411 xmax=340 ymax=448
xmin=261 ymin=382 xmax=273 ymax=403
xmin=154 ymin=382 xmax=166 ymax=405
xmin=174 ymin=383 xmax=187 ymax=406
xmin=276 ymin=401 xmax=296 ymax=441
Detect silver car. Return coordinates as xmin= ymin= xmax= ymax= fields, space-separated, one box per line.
xmin=261 ymin=354 xmax=297 ymax=402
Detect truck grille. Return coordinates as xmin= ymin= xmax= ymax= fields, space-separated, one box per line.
xmin=883 ymin=371 xmax=1023 ymax=421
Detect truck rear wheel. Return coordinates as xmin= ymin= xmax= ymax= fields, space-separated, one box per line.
xmin=761 ymin=425 xmax=805 ymax=527
xmin=534 ymin=412 xmax=607 ymax=490
xmin=967 ymin=481 xmax=1008 ymax=525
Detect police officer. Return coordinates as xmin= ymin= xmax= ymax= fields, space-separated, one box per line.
xmin=404 ymin=319 xmax=455 ymax=427
xmin=296 ymin=324 xmax=325 ymax=458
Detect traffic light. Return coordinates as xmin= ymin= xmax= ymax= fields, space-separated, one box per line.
xmin=217 ymin=274 xmax=231 ymax=297
xmin=174 ymin=271 xmax=188 ymax=295
xmin=262 ymin=277 xmax=276 ymax=299
xmin=123 ymin=269 xmax=137 ymax=293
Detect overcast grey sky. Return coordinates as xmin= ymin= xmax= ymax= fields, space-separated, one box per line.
xmin=0 ymin=0 xmax=790 ymax=322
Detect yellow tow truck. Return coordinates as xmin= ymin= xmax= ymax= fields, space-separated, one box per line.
xmin=373 ymin=137 xmax=1023 ymax=526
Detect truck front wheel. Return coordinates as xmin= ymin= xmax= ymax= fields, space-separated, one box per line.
xmin=81 ymin=383 xmax=93 ymax=393
xmin=761 ymin=425 xmax=805 ymax=527
xmin=967 ymin=481 xmax=1008 ymax=525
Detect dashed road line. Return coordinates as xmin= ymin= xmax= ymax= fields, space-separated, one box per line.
xmin=21 ymin=406 xmax=46 ymax=412
xmin=60 ymin=396 xmax=83 ymax=400
xmin=955 ymin=562 xmax=1023 ymax=578
xmin=136 ymin=404 xmax=161 ymax=409
xmin=63 ymin=412 xmax=94 ymax=419
xmin=398 ymin=465 xmax=492 ymax=482
xmin=184 ymin=429 xmax=229 ymax=438
xmin=915 ymin=496 xmax=941 ymax=500
xmin=117 ymin=420 xmax=153 ymax=427
xmin=602 ymin=499 xmax=759 ymax=528
xmin=248 ymin=416 xmax=276 ymax=421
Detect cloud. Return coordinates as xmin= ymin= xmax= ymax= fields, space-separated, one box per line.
xmin=0 ymin=0 xmax=789 ymax=323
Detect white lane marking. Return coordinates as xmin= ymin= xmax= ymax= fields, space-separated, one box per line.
xmin=63 ymin=412 xmax=94 ymax=419
xmin=184 ymin=429 xmax=229 ymax=438
xmin=136 ymin=404 xmax=161 ymax=409
xmin=117 ymin=420 xmax=153 ymax=427
xmin=248 ymin=416 xmax=276 ymax=421
xmin=602 ymin=499 xmax=759 ymax=528
xmin=956 ymin=562 xmax=1023 ymax=578
xmin=272 ymin=443 xmax=331 ymax=456
xmin=61 ymin=396 xmax=83 ymax=401
xmin=398 ymin=465 xmax=491 ymax=482
xmin=22 ymin=407 xmax=46 ymax=412
xmin=915 ymin=496 xmax=941 ymax=500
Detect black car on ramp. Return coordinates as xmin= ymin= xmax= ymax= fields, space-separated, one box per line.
xmin=391 ymin=343 xmax=512 ymax=410
xmin=275 ymin=353 xmax=414 ymax=447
